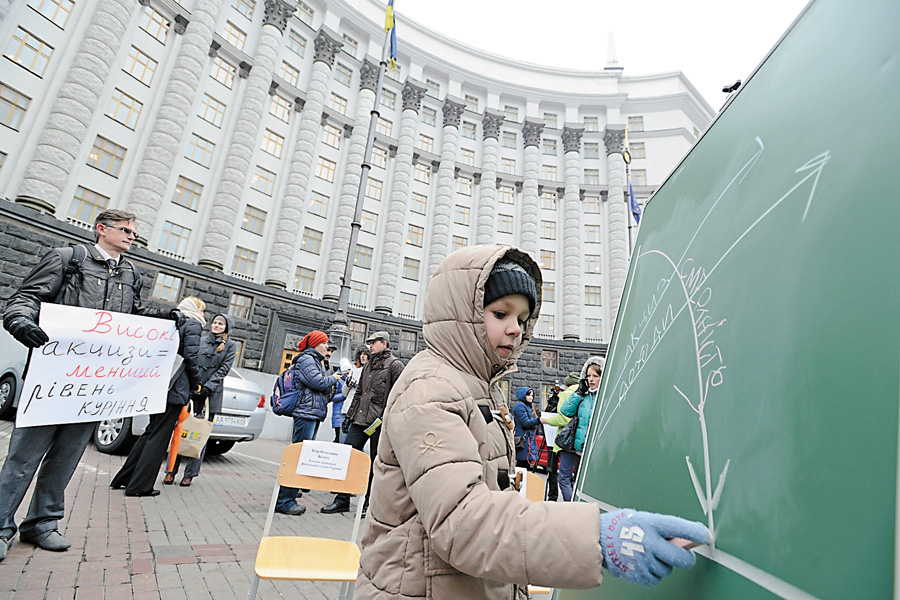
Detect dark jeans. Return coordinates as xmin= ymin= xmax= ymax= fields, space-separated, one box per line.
xmin=546 ymin=449 xmax=559 ymax=501
xmin=111 ymin=403 xmax=183 ymax=494
xmin=331 ymin=422 xmax=379 ymax=507
xmin=275 ymin=417 xmax=320 ymax=510
xmin=558 ymin=450 xmax=581 ymax=502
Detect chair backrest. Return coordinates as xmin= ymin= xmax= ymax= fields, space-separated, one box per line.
xmin=525 ymin=471 xmax=543 ymax=502
xmin=276 ymin=441 xmax=370 ymax=495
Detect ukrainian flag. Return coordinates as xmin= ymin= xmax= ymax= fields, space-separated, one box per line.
xmin=385 ymin=0 xmax=397 ymax=70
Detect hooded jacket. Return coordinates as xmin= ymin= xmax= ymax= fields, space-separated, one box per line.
xmin=346 ymin=347 xmax=404 ymax=427
xmin=513 ymin=386 xmax=540 ymax=463
xmin=194 ymin=314 xmax=237 ymax=414
xmin=290 ymin=348 xmax=337 ymax=421
xmin=558 ymin=356 xmax=606 ymax=453
xmin=355 ymin=246 xmax=603 ymax=600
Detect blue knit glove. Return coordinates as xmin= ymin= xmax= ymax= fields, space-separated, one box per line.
xmin=600 ymin=509 xmax=709 ymax=586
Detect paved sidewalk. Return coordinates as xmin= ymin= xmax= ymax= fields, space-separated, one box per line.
xmin=0 ymin=418 xmax=360 ymax=599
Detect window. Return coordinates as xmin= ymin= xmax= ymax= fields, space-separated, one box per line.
xmin=241 ymin=205 xmax=266 ymax=235
xmin=199 ymin=94 xmax=226 ymax=127
xmin=408 ymin=224 xmax=424 ymax=247
xmin=232 ymin=246 xmax=257 ymax=276
xmin=584 ymin=168 xmax=600 ymax=185
xmin=464 ymin=94 xmax=478 ymax=112
xmin=361 ymin=210 xmax=378 ymax=233
xmin=460 ymin=148 xmax=475 ymax=166
xmin=584 ymin=142 xmax=599 ymax=159
xmin=457 ymin=177 xmax=472 ymax=196
xmin=298 ymin=0 xmax=314 ymax=25
xmin=461 ymin=121 xmax=476 ymax=139
xmin=497 ymin=214 xmax=513 ymax=234
xmin=5 ymin=27 xmax=53 ymax=77
xmin=365 ymin=177 xmax=382 ymax=200
xmin=418 ymin=134 xmax=434 ymax=153
xmin=425 ymin=79 xmax=440 ymax=98
xmin=628 ymin=116 xmax=644 ymax=132
xmin=322 ymin=123 xmax=342 ymax=149
xmin=349 ymin=320 xmax=367 ymax=344
xmin=281 ymin=61 xmax=300 ymax=86
xmin=500 ymin=158 xmax=516 ymax=174
xmin=630 ymin=141 xmax=646 ymax=159
xmin=411 ymin=192 xmax=427 ymax=214
xmin=349 ymin=281 xmax=367 ymax=306
xmin=228 ymin=292 xmax=253 ymax=319
xmin=271 ymin=94 xmax=291 ymax=123
xmin=585 ymin=254 xmax=602 ymax=274
xmin=248 ymin=166 xmax=276 ymax=196
xmin=541 ymin=191 xmax=557 ymax=210
xmin=30 ymin=0 xmax=74 ymax=28
xmin=585 ymin=285 xmax=602 ymax=306
xmin=543 ymin=112 xmax=558 ymax=129
xmin=584 ymin=116 xmax=599 ymax=132
xmin=186 ymin=133 xmax=215 ymax=167
xmin=542 ymin=349 xmax=558 ymax=369
xmin=421 ymin=106 xmax=437 ymax=126
xmin=451 ymin=235 xmax=467 ymax=251
xmin=1 ymin=83 xmax=30 ymax=131
xmin=584 ymin=194 xmax=601 ymax=214
xmin=381 ymin=88 xmax=396 ymax=110
xmin=631 ymin=169 xmax=647 ymax=185
xmin=585 ymin=224 xmax=602 ymax=243
xmin=454 ymin=205 xmax=470 ymax=225
xmin=331 ymin=93 xmax=348 ymax=114
xmin=287 ymin=30 xmax=306 ymax=56
xmin=106 ymin=88 xmax=142 ymax=129
xmin=223 ymin=21 xmax=247 ymax=51
xmin=233 ymin=0 xmax=255 ymax=18
xmin=399 ymin=331 xmax=417 ymax=352
xmin=542 ymin=164 xmax=558 ymax=180
xmin=498 ymin=186 xmax=514 ymax=205
xmin=497 ymin=380 xmax=510 ymax=402
xmin=371 ymin=146 xmax=388 ymax=169
xmin=387 ymin=64 xmax=402 ymax=81
xmin=504 ymin=105 xmax=518 ymax=122
xmin=538 ymin=315 xmax=556 ymax=338
xmin=542 ymin=139 xmax=557 ymax=155
xmin=543 ymin=281 xmax=555 ymax=303
xmin=342 ymin=34 xmax=358 ymax=57
xmin=415 ymin=163 xmax=431 ymax=184
xmin=403 ymin=257 xmax=420 ymax=280
xmin=502 ymin=131 xmax=516 ymax=149
xmin=87 ymin=136 xmax=126 ymax=177
xmin=300 ymin=227 xmax=323 ymax=254
xmin=67 ymin=186 xmax=108 ymax=225
xmin=334 ymin=63 xmax=352 ymax=86
xmin=173 ymin=176 xmax=202 ymax=210
xmin=541 ymin=220 xmax=556 ymax=239
xmin=540 ymin=249 xmax=556 ymax=271
xmin=376 ymin=116 xmax=392 ymax=136
xmin=308 ymin=191 xmax=328 ymax=217
xmin=399 ymin=292 xmax=416 ymax=316
xmin=261 ymin=129 xmax=284 ymax=157
xmin=139 ymin=6 xmax=169 ymax=44
xmin=211 ymin=57 xmax=235 ymax=88
xmin=585 ymin=318 xmax=603 ymax=341
xmin=355 ymin=244 xmax=373 ymax=269
xmin=151 ymin=273 xmax=183 ymax=303
xmin=159 ymin=221 xmax=191 ymax=256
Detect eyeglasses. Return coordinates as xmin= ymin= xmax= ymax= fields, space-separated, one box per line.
xmin=104 ymin=225 xmax=136 ymax=236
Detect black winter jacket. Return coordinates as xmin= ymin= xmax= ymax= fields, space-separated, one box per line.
xmin=167 ymin=318 xmax=203 ymax=406
xmin=290 ymin=348 xmax=337 ymax=421
xmin=195 ymin=314 xmax=237 ymax=414
xmin=346 ymin=349 xmax=404 ymax=427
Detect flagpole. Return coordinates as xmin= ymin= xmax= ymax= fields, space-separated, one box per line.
xmin=623 ymin=149 xmax=633 ymax=253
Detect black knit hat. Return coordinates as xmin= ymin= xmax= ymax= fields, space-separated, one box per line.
xmin=483 ymin=259 xmax=537 ymax=316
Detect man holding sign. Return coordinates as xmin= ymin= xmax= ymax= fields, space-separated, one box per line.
xmin=0 ymin=209 xmax=181 ymax=560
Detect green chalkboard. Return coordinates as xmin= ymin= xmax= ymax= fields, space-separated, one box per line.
xmin=562 ymin=0 xmax=900 ymax=598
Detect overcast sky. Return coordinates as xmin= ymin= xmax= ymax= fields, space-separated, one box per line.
xmin=395 ymin=0 xmax=811 ymax=108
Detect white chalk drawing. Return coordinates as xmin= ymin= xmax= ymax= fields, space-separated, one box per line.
xmin=587 ymin=139 xmax=831 ymax=544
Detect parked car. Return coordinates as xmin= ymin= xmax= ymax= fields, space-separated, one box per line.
xmin=93 ymin=367 xmax=267 ymax=456
xmin=0 ymin=328 xmax=27 ymax=420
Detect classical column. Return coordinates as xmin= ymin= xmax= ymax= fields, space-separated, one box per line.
xmin=476 ymin=110 xmax=504 ymax=245
xmin=520 ymin=118 xmax=544 ymax=257
xmin=263 ymin=27 xmax=342 ymax=287
xmin=604 ymin=125 xmax=629 ymax=332
xmin=427 ymin=97 xmax=464 ymax=278
xmin=14 ymin=0 xmax=139 ymax=214
xmin=561 ymin=125 xmax=584 ymax=341
xmin=322 ymin=58 xmax=378 ymax=300
xmin=126 ymin=0 xmax=226 ymax=246
xmin=374 ymin=79 xmax=426 ymax=314
xmin=197 ymin=0 xmax=296 ymax=271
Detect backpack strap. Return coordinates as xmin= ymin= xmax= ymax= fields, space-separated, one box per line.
xmin=53 ymin=245 xmax=86 ymax=303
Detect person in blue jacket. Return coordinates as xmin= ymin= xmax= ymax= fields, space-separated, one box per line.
xmin=513 ymin=386 xmax=541 ymax=468
xmin=555 ymin=356 xmax=604 ymax=502
xmin=274 ymin=330 xmax=342 ymax=516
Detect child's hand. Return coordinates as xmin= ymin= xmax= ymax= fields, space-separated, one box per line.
xmin=599 ymin=509 xmax=708 ymax=586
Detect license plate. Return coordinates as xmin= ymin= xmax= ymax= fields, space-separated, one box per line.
xmin=214 ymin=414 xmax=248 ymax=428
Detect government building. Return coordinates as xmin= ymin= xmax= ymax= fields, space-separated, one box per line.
xmin=0 ymin=0 xmax=714 ymax=399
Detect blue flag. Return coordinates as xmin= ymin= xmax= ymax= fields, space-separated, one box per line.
xmin=629 ymin=180 xmax=642 ymax=224
xmin=385 ymin=0 xmax=397 ymax=70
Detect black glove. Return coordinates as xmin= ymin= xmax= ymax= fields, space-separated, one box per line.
xmin=197 ymin=385 xmax=210 ymax=399
xmin=189 ymin=391 xmax=202 ymax=403
xmin=577 ymin=378 xmax=590 ymax=397
xmin=8 ymin=317 xmax=49 ymax=349
xmin=170 ymin=309 xmax=185 ymax=328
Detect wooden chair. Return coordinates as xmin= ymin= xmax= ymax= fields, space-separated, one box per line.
xmin=523 ymin=471 xmax=553 ymax=596
xmin=246 ymin=442 xmax=371 ymax=600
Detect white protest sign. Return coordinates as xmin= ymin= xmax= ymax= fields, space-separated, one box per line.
xmin=296 ymin=441 xmax=353 ymax=479
xmin=16 ymin=304 xmax=179 ymax=428
xmin=541 ymin=412 xmax=559 ymax=447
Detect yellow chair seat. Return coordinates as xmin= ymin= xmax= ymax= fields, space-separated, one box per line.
xmin=255 ymin=536 xmax=361 ymax=581
xmin=528 ymin=585 xmax=552 ymax=595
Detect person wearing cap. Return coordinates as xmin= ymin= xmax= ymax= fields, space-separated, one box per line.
xmin=322 ymin=330 xmax=404 ymax=516
xmin=353 ymin=246 xmax=709 ymax=600
xmin=274 ymin=330 xmax=342 ymax=516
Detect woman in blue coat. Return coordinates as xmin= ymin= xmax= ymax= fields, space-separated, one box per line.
xmin=513 ymin=386 xmax=541 ymax=468
xmin=556 ymin=356 xmax=604 ymax=502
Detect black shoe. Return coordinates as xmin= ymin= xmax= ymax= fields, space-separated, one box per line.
xmin=321 ymin=500 xmax=350 ymax=514
xmin=125 ymin=490 xmax=161 ymax=497
xmin=110 ymin=483 xmax=125 ymax=490
xmin=275 ymin=505 xmax=306 ymax=516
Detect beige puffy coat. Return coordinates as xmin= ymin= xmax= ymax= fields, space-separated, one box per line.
xmin=355 ymin=246 xmax=604 ymax=600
